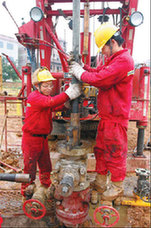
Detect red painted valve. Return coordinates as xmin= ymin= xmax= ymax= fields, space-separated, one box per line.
xmin=93 ymin=206 xmax=120 ymax=227
xmin=0 ymin=214 xmax=3 ymax=228
xmin=23 ymin=199 xmax=46 ymax=220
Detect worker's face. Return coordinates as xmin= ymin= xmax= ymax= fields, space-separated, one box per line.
xmin=102 ymin=39 xmax=121 ymax=57
xmin=101 ymin=44 xmax=111 ymax=57
xmin=40 ymin=81 xmax=54 ymax=96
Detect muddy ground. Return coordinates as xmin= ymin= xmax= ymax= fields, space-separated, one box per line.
xmin=0 ymin=82 xmax=150 ymax=227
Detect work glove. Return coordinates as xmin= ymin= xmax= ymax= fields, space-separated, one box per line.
xmin=69 ymin=61 xmax=85 ymax=81
xmin=65 ymin=83 xmax=81 ymax=100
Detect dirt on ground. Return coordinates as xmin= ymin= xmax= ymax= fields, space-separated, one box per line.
xmin=127 ymin=206 xmax=150 ymax=227
xmin=0 ymin=82 xmax=150 ymax=227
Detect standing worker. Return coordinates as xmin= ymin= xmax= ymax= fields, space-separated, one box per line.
xmin=69 ymin=22 xmax=135 ymax=201
xmin=21 ymin=67 xmax=81 ymax=199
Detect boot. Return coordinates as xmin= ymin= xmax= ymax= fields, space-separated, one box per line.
xmin=91 ymin=174 xmax=107 ymax=193
xmin=101 ymin=181 xmax=124 ymax=201
xmin=24 ymin=182 xmax=36 ymax=199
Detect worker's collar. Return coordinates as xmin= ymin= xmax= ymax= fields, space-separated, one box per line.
xmin=35 ymin=89 xmax=49 ymax=97
xmin=105 ymin=48 xmax=128 ymax=65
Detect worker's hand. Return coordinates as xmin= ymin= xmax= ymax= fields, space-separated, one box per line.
xmin=69 ymin=61 xmax=85 ymax=81
xmin=67 ymin=52 xmax=84 ymax=67
xmin=65 ymin=83 xmax=81 ymax=100
xmin=64 ymin=100 xmax=71 ymax=109
xmin=67 ymin=52 xmax=75 ymax=65
xmin=79 ymin=55 xmax=84 ymax=67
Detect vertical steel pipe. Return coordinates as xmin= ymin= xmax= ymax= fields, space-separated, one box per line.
xmin=136 ymin=128 xmax=145 ymax=157
xmin=70 ymin=0 xmax=81 ymax=147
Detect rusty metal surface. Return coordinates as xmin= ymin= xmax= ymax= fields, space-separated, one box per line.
xmin=57 ymin=140 xmax=92 ymax=156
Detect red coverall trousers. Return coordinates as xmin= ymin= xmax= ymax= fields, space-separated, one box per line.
xmin=21 ymin=132 xmax=52 ymax=196
xmin=94 ymin=120 xmax=127 ymax=182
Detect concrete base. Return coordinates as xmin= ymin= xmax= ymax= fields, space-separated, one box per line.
xmin=126 ymin=152 xmax=150 ymax=172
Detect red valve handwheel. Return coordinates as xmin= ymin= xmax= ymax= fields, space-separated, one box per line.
xmin=93 ymin=206 xmax=120 ymax=227
xmin=0 ymin=215 xmax=3 ymax=228
xmin=23 ymin=199 xmax=46 ymax=220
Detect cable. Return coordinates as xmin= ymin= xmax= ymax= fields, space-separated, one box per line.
xmin=20 ymin=38 xmax=69 ymax=59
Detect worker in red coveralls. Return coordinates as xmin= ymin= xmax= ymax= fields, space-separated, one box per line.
xmin=69 ymin=22 xmax=135 ymax=201
xmin=21 ymin=67 xmax=81 ymax=200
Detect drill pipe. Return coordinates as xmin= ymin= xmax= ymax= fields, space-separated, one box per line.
xmin=0 ymin=173 xmax=31 ymax=183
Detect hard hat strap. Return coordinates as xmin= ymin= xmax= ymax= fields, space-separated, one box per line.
xmin=109 ymin=40 xmax=113 ymax=56
xmin=38 ymin=83 xmax=43 ymax=94
xmin=33 ymin=85 xmax=37 ymax=91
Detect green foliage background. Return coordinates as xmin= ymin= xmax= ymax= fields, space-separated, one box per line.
xmin=2 ymin=57 xmax=20 ymax=82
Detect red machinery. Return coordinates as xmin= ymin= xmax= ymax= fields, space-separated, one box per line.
xmin=1 ymin=0 xmax=150 ymax=226
xmin=2 ymin=0 xmax=150 ymax=156
xmin=0 ymin=215 xmax=3 ymax=228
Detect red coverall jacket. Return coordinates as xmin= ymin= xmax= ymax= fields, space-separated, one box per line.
xmin=21 ymin=90 xmax=69 ymax=195
xmin=82 ymin=49 xmax=134 ymax=181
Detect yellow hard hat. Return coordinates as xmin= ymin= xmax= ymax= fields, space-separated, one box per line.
xmin=32 ymin=67 xmax=56 ymax=85
xmin=94 ymin=22 xmax=119 ymax=51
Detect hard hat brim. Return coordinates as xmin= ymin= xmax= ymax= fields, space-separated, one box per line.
xmin=39 ymin=77 xmax=56 ymax=81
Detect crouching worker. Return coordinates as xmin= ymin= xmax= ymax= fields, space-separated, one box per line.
xmin=21 ymin=67 xmax=81 ymax=200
